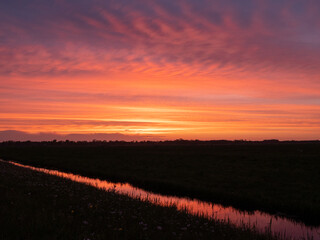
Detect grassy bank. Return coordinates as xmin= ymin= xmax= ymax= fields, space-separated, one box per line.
xmin=0 ymin=160 xmax=284 ymax=240
xmin=0 ymin=141 xmax=319 ymax=225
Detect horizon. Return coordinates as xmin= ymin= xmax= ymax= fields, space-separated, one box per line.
xmin=0 ymin=130 xmax=319 ymax=142
xmin=1 ymin=1 xmax=320 ymax=140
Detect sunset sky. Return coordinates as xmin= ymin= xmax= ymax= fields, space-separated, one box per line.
xmin=1 ymin=0 xmax=320 ymax=141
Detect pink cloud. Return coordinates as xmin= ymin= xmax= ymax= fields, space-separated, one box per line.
xmin=0 ymin=0 xmax=320 ymax=140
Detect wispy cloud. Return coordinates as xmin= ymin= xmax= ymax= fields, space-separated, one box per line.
xmin=1 ymin=0 xmax=320 ymax=77
xmin=0 ymin=0 xmax=319 ymax=140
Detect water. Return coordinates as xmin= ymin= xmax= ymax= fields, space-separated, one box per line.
xmin=5 ymin=160 xmax=320 ymax=240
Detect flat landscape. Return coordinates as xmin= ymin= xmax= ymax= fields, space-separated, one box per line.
xmin=1 ymin=141 xmax=319 ymax=228
xmin=2 ymin=0 xmax=320 ymax=239
xmin=1 ymin=157 xmax=283 ymax=240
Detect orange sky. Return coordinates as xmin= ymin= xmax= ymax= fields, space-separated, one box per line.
xmin=0 ymin=0 xmax=320 ymax=140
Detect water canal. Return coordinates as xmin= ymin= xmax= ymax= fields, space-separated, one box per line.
xmin=4 ymin=160 xmax=320 ymax=240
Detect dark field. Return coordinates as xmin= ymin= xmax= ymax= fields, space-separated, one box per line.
xmin=0 ymin=160 xmax=284 ymax=240
xmin=0 ymin=140 xmax=319 ymax=226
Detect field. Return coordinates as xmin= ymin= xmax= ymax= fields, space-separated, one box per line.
xmin=0 ymin=160 xmax=284 ymax=240
xmin=1 ymin=140 xmax=319 ymax=226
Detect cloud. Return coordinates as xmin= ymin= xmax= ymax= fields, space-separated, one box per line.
xmin=0 ymin=130 xmax=159 ymax=142
xmin=0 ymin=0 xmax=320 ymax=140
xmin=1 ymin=0 xmax=320 ymax=78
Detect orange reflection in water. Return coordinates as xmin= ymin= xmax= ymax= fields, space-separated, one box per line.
xmin=7 ymin=160 xmax=320 ymax=240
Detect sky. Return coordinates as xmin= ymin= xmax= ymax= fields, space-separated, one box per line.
xmin=0 ymin=0 xmax=320 ymax=141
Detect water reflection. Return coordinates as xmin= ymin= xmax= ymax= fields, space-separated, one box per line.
xmin=7 ymin=160 xmax=320 ymax=240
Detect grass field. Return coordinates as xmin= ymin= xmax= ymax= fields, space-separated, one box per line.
xmin=0 ymin=140 xmax=319 ymax=225
xmin=0 ymin=160 xmax=286 ymax=240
